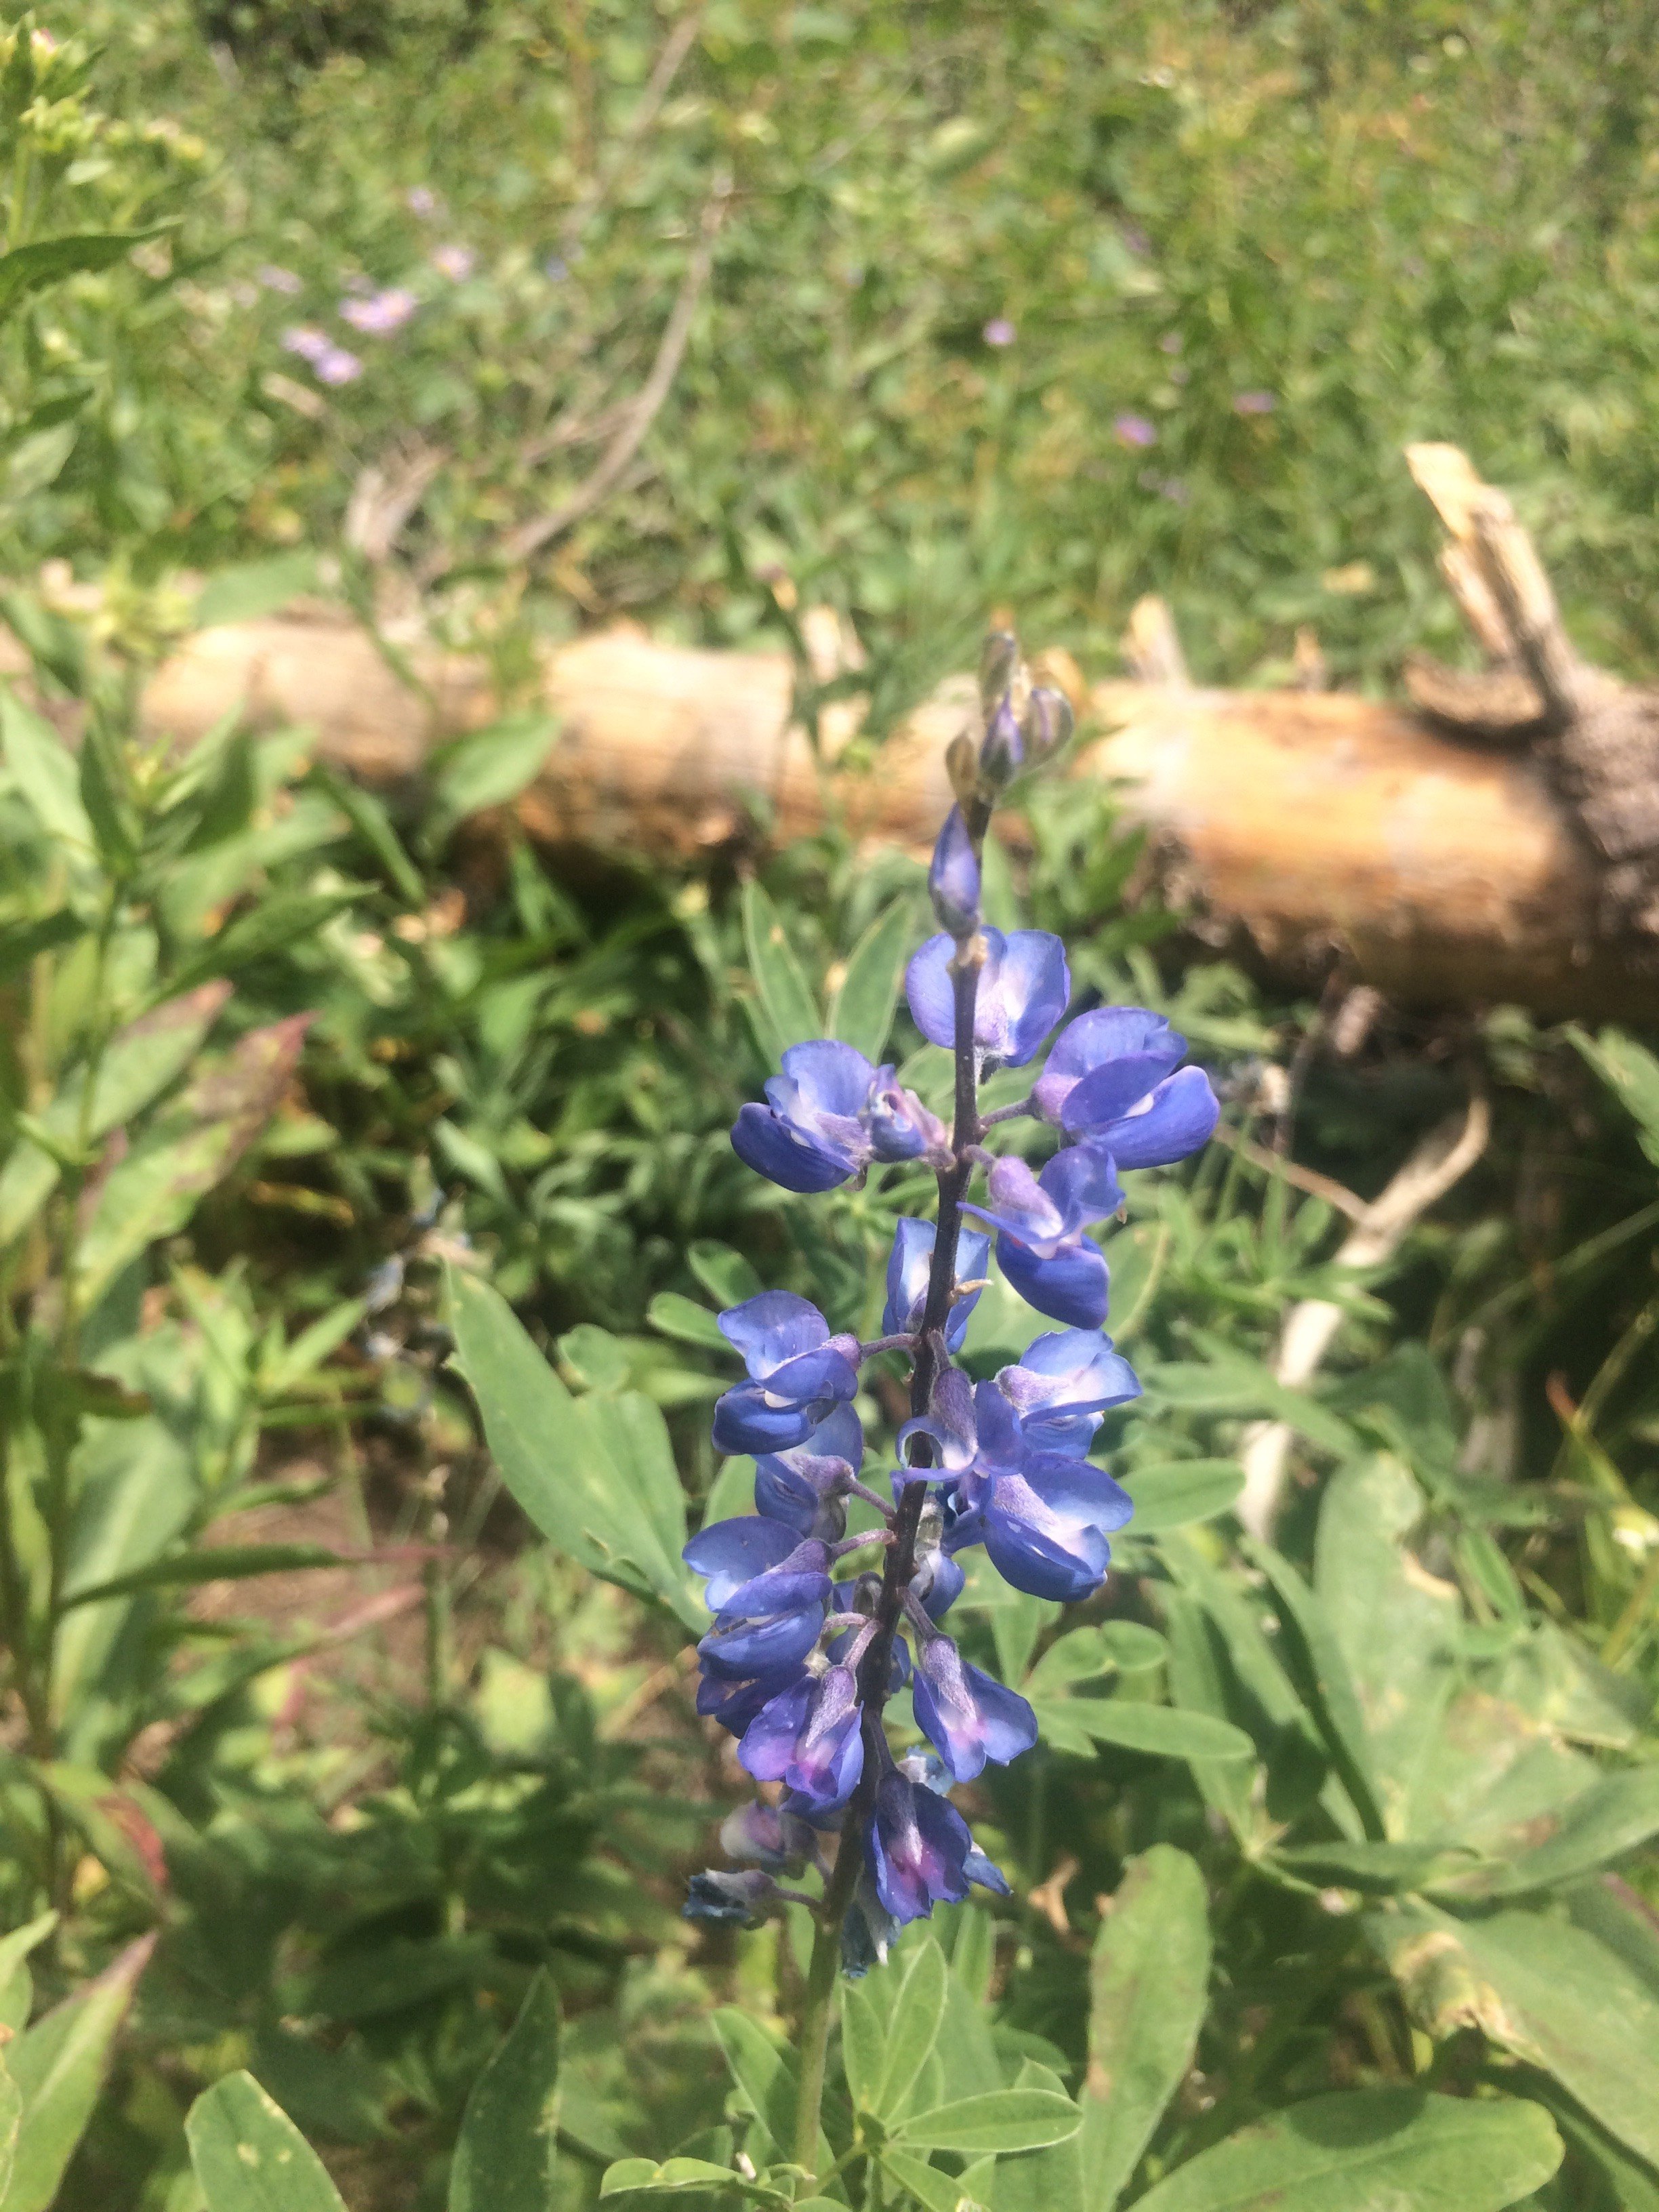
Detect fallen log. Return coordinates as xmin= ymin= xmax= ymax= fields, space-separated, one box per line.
xmin=17 ymin=449 xmax=1659 ymax=1021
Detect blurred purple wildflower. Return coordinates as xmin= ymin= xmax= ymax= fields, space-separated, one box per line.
xmin=279 ymin=325 xmax=330 ymax=363
xmin=1233 ymin=389 xmax=1277 ymax=415
xmin=1113 ymin=413 xmax=1158 ymax=449
xmin=257 ymin=264 xmax=303 ymax=295
xmin=342 ymin=287 xmax=417 ymax=335
xmin=983 ymin=317 xmax=1017 ymax=348
xmin=431 ymin=244 xmax=476 ymax=281
xmin=406 ymin=186 xmax=436 ymax=216
xmin=314 ymin=347 xmax=365 ymax=386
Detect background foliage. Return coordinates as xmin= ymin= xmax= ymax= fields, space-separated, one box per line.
xmin=1 ymin=4 xmax=1659 ymax=2211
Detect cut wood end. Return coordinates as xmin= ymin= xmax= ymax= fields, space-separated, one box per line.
xmin=1405 ymin=441 xmax=1489 ymax=537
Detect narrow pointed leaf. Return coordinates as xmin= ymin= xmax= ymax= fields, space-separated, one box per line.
xmin=741 ymin=880 xmax=821 ymax=1064
xmin=449 ymin=1969 xmax=560 ymax=2212
xmin=7 ymin=1933 xmax=155 ymax=2212
xmin=897 ymin=2087 xmax=1081 ymax=2154
xmin=876 ymin=1936 xmax=948 ymax=2119
xmin=829 ymin=897 xmax=918 ymax=1062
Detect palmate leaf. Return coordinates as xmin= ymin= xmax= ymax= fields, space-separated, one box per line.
xmin=1131 ymin=2089 xmax=1559 ymax=2212
xmin=1080 ymin=1846 xmax=1212 ymax=2212
xmin=446 ymin=1267 xmax=701 ymax=1631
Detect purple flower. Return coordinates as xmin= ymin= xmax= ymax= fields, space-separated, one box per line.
xmin=431 ymin=243 xmax=476 ymax=281
xmin=1233 ymin=390 xmax=1276 ymax=415
xmin=314 ymin=347 xmax=364 ymax=386
xmin=906 ymin=927 xmax=1070 ymax=1070
xmin=683 ymin=1513 xmax=804 ymax=1611
xmin=711 ymin=1292 xmax=861 ymax=1456
xmin=928 ymin=805 xmax=981 ymax=938
xmin=911 ymin=1634 xmax=1036 ymax=1780
xmin=881 ymin=1219 xmax=991 ymax=1354
xmin=1033 ymin=1008 xmax=1219 ymax=1167
xmin=983 ymin=317 xmax=1017 ymax=347
xmin=696 ymin=1663 xmax=806 ymax=1738
xmin=867 ymin=1767 xmax=975 ymax=1922
xmin=997 ymin=1327 xmax=1141 ymax=1452
xmin=731 ymin=1040 xmax=947 ymax=1195
xmin=341 ymin=287 xmax=417 ymax=335
xmin=1113 ymin=413 xmax=1158 ymax=449
xmin=752 ymin=1403 xmax=863 ymax=1538
xmin=696 ymin=1534 xmax=833 ymax=1681
xmin=963 ymin=1144 xmax=1123 ymax=1328
xmin=948 ymin=1451 xmax=1133 ymax=1603
xmin=257 ymin=264 xmax=303 ymax=295
xmin=279 ymin=325 xmax=330 ymax=363
xmin=740 ymin=1662 xmax=865 ymax=1814
xmin=684 ymin=1869 xmax=780 ymax=1924
xmin=407 ymin=186 xmax=436 ymax=216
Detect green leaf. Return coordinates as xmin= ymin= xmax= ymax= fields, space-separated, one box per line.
xmin=1031 ymin=1696 xmax=1253 ymax=1764
xmin=446 ymin=1267 xmax=701 ymax=1629
xmin=0 ymin=2050 xmax=20 ymax=2205
xmin=876 ymin=1935 xmax=947 ymax=2120
xmin=881 ymin=2148 xmax=985 ymax=2212
xmin=430 ymin=710 xmax=560 ymax=828
xmin=1272 ymin=1839 xmax=1484 ymax=1893
xmin=1440 ymin=1764 xmax=1659 ymax=1898
xmin=1368 ymin=1902 xmax=1659 ymax=2168
xmin=829 ymin=896 xmax=918 ymax=1062
xmin=192 ymin=552 xmax=319 ymax=630
xmin=186 ymin=2069 xmax=347 ymax=2212
xmin=164 ymin=889 xmax=365 ymax=996
xmin=600 ymin=2159 xmax=788 ymax=2203
xmin=840 ymin=1980 xmax=886 ymax=2114
xmin=1 ymin=684 xmax=92 ymax=851
xmin=58 ymin=1543 xmax=352 ymax=1611
xmin=1024 ymin=1624 xmax=1167 ymax=1698
xmin=7 ymin=1933 xmax=154 ymax=2212
xmin=0 ymin=1914 xmax=54 ymax=2039
xmin=1246 ymin=1540 xmax=1385 ymax=1842
xmin=1568 ymin=1025 xmax=1659 ymax=1169
xmin=1132 ymin=2089 xmax=1559 ymax=2212
xmin=741 ymin=880 xmax=821 ymax=1064
xmin=0 ymin=229 xmax=166 ymax=316
xmin=0 ymin=909 xmax=83 ymax=985
xmin=896 ymin=2087 xmax=1082 ymax=2154
xmin=1124 ymin=1460 xmax=1244 ymax=1534
xmin=710 ymin=2008 xmax=830 ymax=2172
xmin=1080 ymin=1846 xmax=1211 ymax=2212
xmin=449 ymin=1970 xmax=560 ymax=2212
xmin=647 ymin=1292 xmax=728 ymax=1351
xmin=688 ymin=1241 xmax=763 ymax=1307
xmin=996 ymin=2060 xmax=1087 ymax=2212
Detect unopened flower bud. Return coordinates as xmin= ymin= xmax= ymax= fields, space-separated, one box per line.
xmin=684 ymin=1868 xmax=781 ymax=1925
xmin=980 ymin=695 xmax=1023 ymax=787
xmin=928 ymin=804 xmax=981 ymax=938
xmin=945 ymin=731 xmax=981 ymax=810
xmin=979 ymin=630 xmax=1023 ymax=713
xmin=1021 ymin=684 xmax=1074 ymax=759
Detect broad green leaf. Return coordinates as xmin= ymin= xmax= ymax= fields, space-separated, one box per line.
xmin=1 ymin=685 xmax=92 ymax=851
xmin=829 ymin=896 xmax=918 ymax=1062
xmin=447 ymin=1268 xmax=701 ymax=1631
xmin=430 ymin=710 xmax=560 ymax=828
xmin=741 ymin=880 xmax=820 ymax=1064
xmin=840 ymin=1981 xmax=885 ymax=2113
xmin=0 ymin=229 xmax=166 ymax=316
xmin=881 ymin=2148 xmax=982 ymax=2212
xmin=1140 ymin=1359 xmax=1358 ymax=1459
xmin=59 ymin=1543 xmax=351 ymax=1610
xmin=876 ymin=1936 xmax=947 ymax=2120
xmin=1158 ymin=1588 xmax=1258 ymax=1838
xmin=688 ymin=1242 xmax=763 ymax=1307
xmin=449 ymin=1970 xmax=560 ymax=2212
xmin=163 ymin=889 xmax=364 ymax=997
xmin=1081 ymin=1846 xmax=1211 ymax=2212
xmin=192 ymin=552 xmax=319 ymax=630
xmin=997 ymin=2060 xmax=1087 ymax=2212
xmin=186 ymin=2070 xmax=346 ymax=2212
xmin=1368 ymin=1902 xmax=1659 ymax=2167
xmin=1569 ymin=1025 xmax=1659 ymax=1169
xmin=1439 ymin=1764 xmax=1659 ymax=1898
xmin=1031 ymin=1696 xmax=1253 ymax=1764
xmin=1246 ymin=1540 xmax=1385 ymax=1842
xmin=7 ymin=1932 xmax=154 ymax=2212
xmin=897 ymin=2087 xmax=1081 ymax=2154
xmin=1024 ymin=1624 xmax=1167 ymax=1698
xmin=0 ymin=909 xmax=82 ymax=985
xmin=1123 ymin=1460 xmax=1244 ymax=1534
xmin=647 ymin=1292 xmax=727 ymax=1351
xmin=0 ymin=1914 xmax=56 ymax=2037
xmin=1132 ymin=2089 xmax=1559 ymax=2212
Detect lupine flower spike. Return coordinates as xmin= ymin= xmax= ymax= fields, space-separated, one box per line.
xmin=683 ymin=634 xmax=1218 ymax=2004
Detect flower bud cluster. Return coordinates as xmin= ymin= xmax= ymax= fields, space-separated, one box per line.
xmin=682 ymin=638 xmax=1218 ymax=1972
